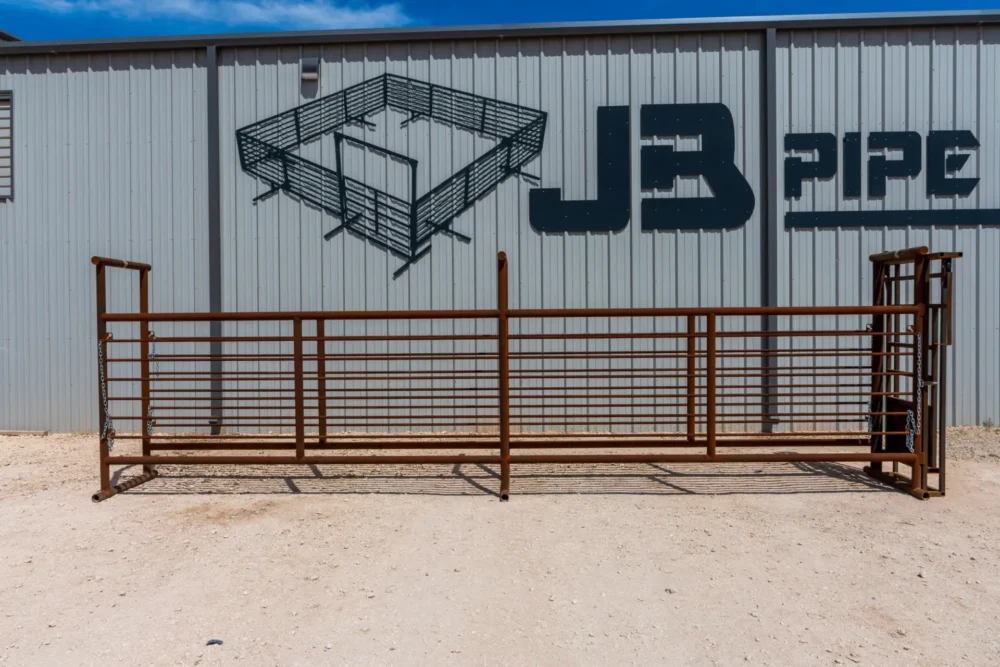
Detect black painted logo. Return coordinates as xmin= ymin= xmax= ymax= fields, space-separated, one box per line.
xmin=785 ymin=130 xmax=998 ymax=227
xmin=530 ymin=103 xmax=756 ymax=232
xmin=236 ymin=74 xmax=547 ymax=277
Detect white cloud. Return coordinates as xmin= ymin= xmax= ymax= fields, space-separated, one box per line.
xmin=9 ymin=0 xmax=410 ymax=30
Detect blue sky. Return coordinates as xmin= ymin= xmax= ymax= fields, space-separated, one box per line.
xmin=0 ymin=0 xmax=994 ymax=42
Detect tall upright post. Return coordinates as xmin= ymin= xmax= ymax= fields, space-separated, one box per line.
xmin=706 ymin=313 xmax=717 ymax=459
xmin=95 ymin=263 xmax=111 ymax=495
xmin=316 ymin=319 xmax=328 ymax=446
xmin=869 ymin=261 xmax=887 ymax=474
xmin=293 ymin=318 xmax=305 ymax=460
xmin=139 ymin=268 xmax=152 ymax=476
xmin=497 ymin=251 xmax=511 ymax=501
xmin=938 ymin=258 xmax=953 ymax=494
xmin=912 ymin=255 xmax=930 ymax=494
xmin=686 ymin=315 xmax=697 ymax=444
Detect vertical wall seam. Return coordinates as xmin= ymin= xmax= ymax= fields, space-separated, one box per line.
xmin=206 ymin=44 xmax=222 ymax=433
xmin=763 ymin=28 xmax=779 ymax=430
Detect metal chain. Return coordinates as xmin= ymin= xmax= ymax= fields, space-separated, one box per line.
xmin=915 ymin=332 xmax=923 ymax=438
xmin=98 ymin=340 xmax=114 ymax=452
xmin=865 ymin=323 xmax=874 ymax=432
xmin=905 ymin=410 xmax=916 ymax=453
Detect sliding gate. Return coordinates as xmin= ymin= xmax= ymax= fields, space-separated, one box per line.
xmin=91 ymin=247 xmax=958 ymax=501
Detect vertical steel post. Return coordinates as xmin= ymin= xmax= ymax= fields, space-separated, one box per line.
xmin=293 ymin=318 xmax=305 ymax=460
xmin=869 ymin=261 xmax=887 ymax=474
xmin=139 ymin=268 xmax=152 ymax=476
xmin=939 ymin=258 xmax=953 ymax=494
xmin=706 ymin=313 xmax=717 ymax=459
xmin=927 ymin=288 xmax=940 ymax=475
xmin=317 ymin=319 xmax=327 ymax=446
xmin=686 ymin=315 xmax=697 ymax=444
xmin=891 ymin=264 xmax=900 ymax=475
xmin=95 ymin=263 xmax=111 ymax=494
xmin=912 ymin=256 xmax=930 ymax=494
xmin=497 ymin=252 xmax=511 ymax=501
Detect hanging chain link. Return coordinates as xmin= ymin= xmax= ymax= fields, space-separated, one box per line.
xmin=915 ymin=332 xmax=923 ymax=438
xmin=900 ymin=330 xmax=924 ymax=454
xmin=905 ymin=409 xmax=916 ymax=453
xmin=865 ymin=323 xmax=875 ymax=432
xmin=98 ymin=339 xmax=114 ymax=452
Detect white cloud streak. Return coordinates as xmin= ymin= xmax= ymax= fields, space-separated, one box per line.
xmin=9 ymin=0 xmax=410 ymax=30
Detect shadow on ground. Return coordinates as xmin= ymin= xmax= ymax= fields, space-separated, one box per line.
xmin=112 ymin=460 xmax=897 ymax=499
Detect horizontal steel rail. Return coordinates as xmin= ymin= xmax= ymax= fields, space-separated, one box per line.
xmin=91 ymin=248 xmax=954 ymax=502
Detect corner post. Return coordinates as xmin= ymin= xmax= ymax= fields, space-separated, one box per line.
xmin=869 ymin=260 xmax=887 ymax=474
xmin=139 ymin=268 xmax=153 ymax=476
xmin=912 ymin=255 xmax=930 ymax=494
xmin=497 ymin=252 xmax=511 ymax=501
xmin=95 ymin=262 xmax=111 ymax=495
xmin=938 ymin=258 xmax=953 ymax=494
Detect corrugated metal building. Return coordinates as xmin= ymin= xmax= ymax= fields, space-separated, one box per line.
xmin=1 ymin=11 xmax=998 ymax=432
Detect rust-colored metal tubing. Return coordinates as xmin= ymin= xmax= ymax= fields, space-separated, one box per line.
xmin=863 ymin=466 xmax=930 ymax=500
xmin=145 ymin=438 xmax=870 ymax=451
xmin=118 ymin=431 xmax=906 ymax=440
xmin=91 ymin=469 xmax=160 ymax=502
xmin=939 ymin=258 xmax=953 ymax=494
xmin=107 ymin=455 xmax=503 ymax=465
xmin=509 ymin=305 xmax=919 ymax=318
xmin=139 ymin=268 xmax=153 ymax=476
xmin=95 ymin=262 xmax=111 ymax=495
xmin=104 ymin=452 xmax=911 ymax=467
xmin=316 ymin=319 xmax=327 ymax=446
xmin=912 ymin=256 xmax=929 ymax=493
xmin=91 ymin=256 xmax=153 ymax=271
xmin=869 ymin=259 xmax=887 ymax=474
xmin=102 ymin=309 xmax=501 ymax=322
xmin=510 ymin=453 xmax=915 ymax=464
xmin=686 ymin=315 xmax=697 ymax=443
xmin=90 ymin=248 xmax=956 ymax=502
xmin=293 ymin=318 xmax=305 ymax=459
xmin=706 ymin=314 xmax=717 ymax=458
xmin=868 ymin=246 xmax=928 ymax=264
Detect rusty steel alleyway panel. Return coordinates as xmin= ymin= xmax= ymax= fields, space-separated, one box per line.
xmin=90 ymin=247 xmax=957 ymax=502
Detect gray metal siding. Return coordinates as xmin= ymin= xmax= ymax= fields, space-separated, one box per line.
xmin=774 ymin=27 xmax=1000 ymax=426
xmin=2 ymin=21 xmax=996 ymax=433
xmin=0 ymin=51 xmax=208 ymax=431
xmin=218 ymin=36 xmax=762 ymax=312
xmin=217 ymin=35 xmax=761 ymax=433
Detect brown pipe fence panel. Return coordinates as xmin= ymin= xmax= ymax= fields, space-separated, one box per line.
xmin=90 ymin=248 xmax=958 ymax=502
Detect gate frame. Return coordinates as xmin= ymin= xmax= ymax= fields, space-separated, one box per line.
xmin=91 ymin=247 xmax=957 ymax=502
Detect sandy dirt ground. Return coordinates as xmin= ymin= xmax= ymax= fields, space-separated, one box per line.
xmin=2 ymin=429 xmax=1000 ymax=666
